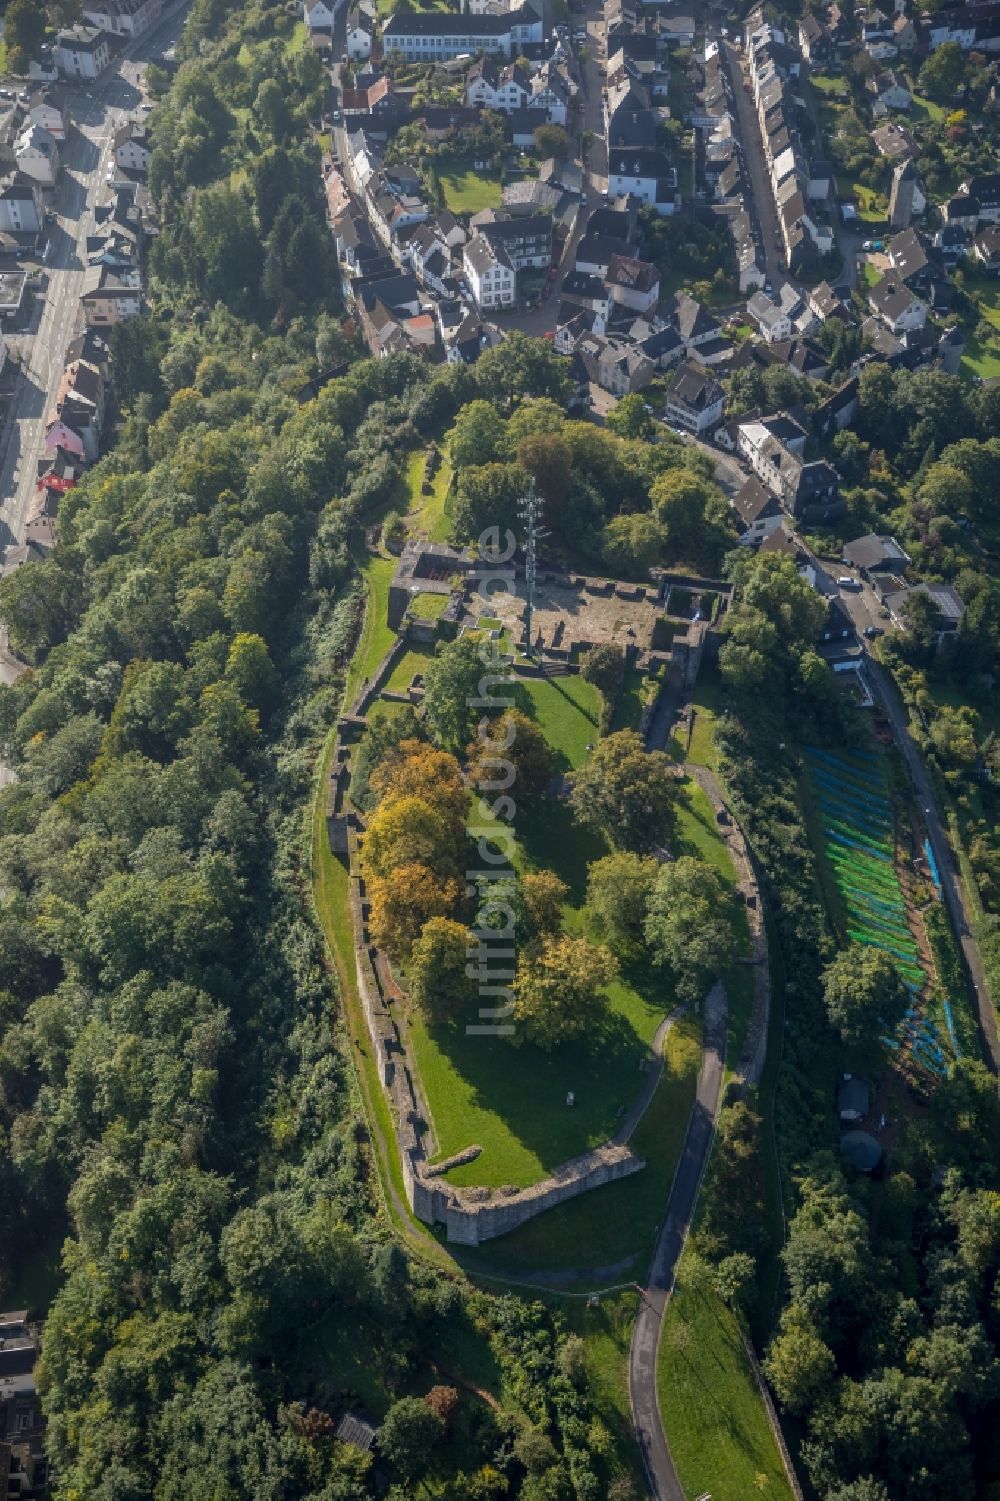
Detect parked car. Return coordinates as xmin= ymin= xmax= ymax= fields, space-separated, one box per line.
xmin=864 ymin=626 xmax=884 ymax=639
xmin=837 ymin=576 xmax=861 ymax=591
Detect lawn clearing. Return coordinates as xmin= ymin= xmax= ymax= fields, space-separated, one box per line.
xmin=404 ymin=449 xmax=454 ymax=542
xmin=659 ymin=1259 xmax=796 ymax=1501
xmin=438 ymin=154 xmax=503 ymax=215
xmin=342 ymin=556 xmax=397 ymax=708
xmin=518 ymin=673 xmax=602 ymax=770
xmin=685 ymin=668 xmax=725 ymax=768
xmin=384 ymin=644 xmax=436 ymax=694
xmin=460 ymin=1014 xmax=702 ymax=1269
xmin=810 ymin=71 xmax=849 ymax=98
xmin=408 ymin=959 xmax=668 ymax=1188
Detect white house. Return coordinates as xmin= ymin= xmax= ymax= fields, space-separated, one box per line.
xmin=0 ymin=173 xmax=44 ymax=235
xmin=304 ymin=0 xmax=335 ymax=32
xmin=606 ymin=253 xmax=660 ymax=313
xmin=868 ymin=274 xmax=927 ymax=333
xmin=14 ymin=125 xmax=59 ymax=188
xmin=55 ymin=25 xmax=110 ymax=79
xmin=83 ymin=0 xmax=161 ymax=38
xmin=113 ymin=119 xmax=150 ymax=174
xmin=606 ymin=147 xmax=677 ymax=213
xmin=664 ymin=359 xmax=725 ymax=433
xmin=24 ymin=89 xmax=68 ymax=143
xmin=464 ymin=232 xmax=516 ymax=309
xmin=81 ymin=265 xmax=142 ymax=325
xmin=345 ymin=6 xmax=374 ymax=59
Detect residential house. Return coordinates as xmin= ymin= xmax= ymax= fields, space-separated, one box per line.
xmin=748 ymin=288 xmax=794 ymax=342
xmin=346 ymin=6 xmax=374 ymax=59
xmin=575 ymin=231 xmax=633 ymax=277
xmin=664 ymin=359 xmax=725 ymax=433
xmin=892 ymin=13 xmax=917 ymax=50
xmin=798 ymin=13 xmax=831 ymax=60
xmin=732 ymin=475 xmax=785 ymax=545
xmin=113 ymin=119 xmax=150 ymax=175
xmin=958 ymin=174 xmax=1000 ymax=225
xmin=0 ymin=174 xmax=44 ymax=236
xmin=465 ymin=57 xmax=530 ymax=111
xmin=578 ymin=333 xmax=655 ymax=395
xmin=668 ymin=291 xmax=720 ymax=351
xmin=738 ymin=411 xmax=843 ymax=521
xmin=304 ymin=0 xmax=335 ymax=32
xmin=974 ymin=224 xmax=1000 ymax=272
xmin=47 ymin=358 xmax=105 ymax=463
xmin=80 ymin=264 xmax=142 ymax=324
xmin=888 ymin=580 xmax=966 ymax=634
xmin=436 ymin=297 xmax=493 ymax=363
xmin=873 ymin=120 xmax=916 ymax=159
xmin=888 ymin=156 xmax=924 ymax=229
xmin=381 ymin=5 xmax=542 ymax=61
xmin=0 ymin=1310 xmax=47 ymax=1499
xmin=22 ymin=87 xmax=68 ymax=143
xmin=807 ymin=280 xmax=849 ymax=323
xmin=464 ymin=232 xmax=516 ymax=308
xmin=606 ymin=147 xmax=677 ymax=213
xmin=868 ymin=273 xmax=927 ymax=332
xmin=83 ymin=0 xmax=160 ymax=36
xmin=866 ymin=69 xmax=910 ymax=111
xmin=478 ymin=211 xmax=552 ymax=269
xmin=14 ymin=125 xmax=58 ymax=187
xmin=606 ymin=253 xmax=659 ymax=313
xmin=55 ymin=24 xmax=110 ymax=78
xmin=842 ymin=533 xmax=910 ymax=582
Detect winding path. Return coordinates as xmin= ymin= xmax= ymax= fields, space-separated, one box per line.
xmin=629 ymin=981 xmax=728 ymax=1501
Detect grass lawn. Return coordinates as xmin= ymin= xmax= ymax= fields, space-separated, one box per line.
xmin=384 ymin=643 xmax=436 ymax=694
xmin=861 ymin=259 xmax=882 ymax=289
xmin=685 ymin=669 xmax=725 ymax=769
xmin=404 ymin=450 xmax=454 ymax=542
xmin=406 ymin=590 xmax=449 ymax=622
xmin=518 ymin=674 xmax=602 ymax=771
xmin=962 ymin=338 xmax=1000 ymax=382
xmin=438 ymin=154 xmax=503 ymax=215
xmin=908 ymin=90 xmax=947 ymax=124
xmin=342 ymin=557 xmax=398 ymax=708
xmin=958 ymin=274 xmax=1000 ymax=380
xmin=658 ymin=1260 xmax=796 ymax=1501
xmin=837 ymin=177 xmax=887 ymax=224
xmin=810 ymin=72 xmax=848 ymax=98
xmin=461 ymin=1014 xmax=702 ymax=1271
xmin=676 ymin=778 xmax=736 ymax=880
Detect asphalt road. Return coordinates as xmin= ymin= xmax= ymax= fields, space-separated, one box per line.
xmin=721 ymin=38 xmax=783 ymax=288
xmin=629 ymin=981 xmax=728 ymax=1501
xmin=0 ymin=2 xmax=189 ymax=567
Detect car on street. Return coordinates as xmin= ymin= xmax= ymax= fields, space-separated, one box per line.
xmin=864 ymin=626 xmax=884 ymax=639
xmin=837 ymin=575 xmax=861 ymax=591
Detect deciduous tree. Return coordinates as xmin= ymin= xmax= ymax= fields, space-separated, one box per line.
xmin=513 ymin=934 xmax=617 ymax=1048
xmin=569 ymin=731 xmax=677 ymax=853
xmin=644 ymin=856 xmax=741 ymax=1002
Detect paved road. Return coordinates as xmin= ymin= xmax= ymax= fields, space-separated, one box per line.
xmin=629 ymin=981 xmax=728 ymax=1501
xmin=0 ymin=3 xmax=189 ymax=565
xmin=721 ymin=38 xmax=783 ymax=287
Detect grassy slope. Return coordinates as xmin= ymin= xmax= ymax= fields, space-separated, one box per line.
xmin=461 ymin=1014 xmax=702 ymax=1273
xmin=658 ymin=1267 xmax=795 ymax=1501
xmin=558 ymin=1290 xmax=645 ymax=1489
xmin=518 ymin=673 xmax=603 ymax=771
xmin=343 ymin=556 xmax=397 ymax=707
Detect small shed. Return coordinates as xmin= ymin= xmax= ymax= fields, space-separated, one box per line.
xmin=836 ymin=1074 xmax=870 ymax=1122
xmin=841 ymin=1130 xmax=883 ymax=1174
xmin=335 ymin=1408 xmax=378 ymax=1453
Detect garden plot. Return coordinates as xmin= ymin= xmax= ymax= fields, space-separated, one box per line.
xmin=804 ymin=747 xmax=960 ymax=1079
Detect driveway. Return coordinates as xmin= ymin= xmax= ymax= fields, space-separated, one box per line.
xmin=629 ymin=981 xmax=728 ymax=1501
